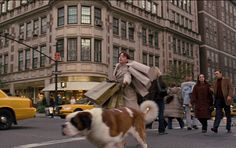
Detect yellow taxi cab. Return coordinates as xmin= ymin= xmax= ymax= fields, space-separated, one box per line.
xmin=0 ymin=90 xmax=36 ymax=130
xmin=55 ymin=98 xmax=95 ymax=119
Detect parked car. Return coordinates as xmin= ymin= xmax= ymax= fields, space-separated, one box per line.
xmin=55 ymin=98 xmax=95 ymax=119
xmin=0 ymin=90 xmax=36 ymax=130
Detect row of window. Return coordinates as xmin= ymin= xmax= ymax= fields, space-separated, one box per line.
xmin=172 ymin=59 xmax=194 ymax=75
xmin=57 ymin=5 xmax=102 ymax=27
xmin=113 ymin=45 xmax=159 ymax=67
xmin=0 ymin=37 xmax=102 ymax=74
xmin=170 ymin=0 xmax=192 ymax=14
xmin=0 ymin=0 xmax=34 ymax=14
xmin=169 ymin=10 xmax=193 ymax=30
xmin=0 ymin=16 xmax=47 ymax=49
xmin=203 ymin=0 xmax=236 ymax=29
xmin=172 ymin=37 xmax=194 ymax=57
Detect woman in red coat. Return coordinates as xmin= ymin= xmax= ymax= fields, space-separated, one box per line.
xmin=191 ymin=74 xmax=213 ymax=133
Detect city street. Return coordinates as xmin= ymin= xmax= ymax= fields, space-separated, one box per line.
xmin=0 ymin=114 xmax=236 ymax=148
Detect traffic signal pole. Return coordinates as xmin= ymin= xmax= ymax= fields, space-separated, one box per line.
xmin=0 ymin=33 xmax=59 ymax=102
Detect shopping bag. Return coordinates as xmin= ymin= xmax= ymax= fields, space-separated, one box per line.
xmin=85 ymin=81 xmax=121 ymax=105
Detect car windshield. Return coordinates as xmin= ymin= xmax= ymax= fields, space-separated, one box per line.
xmin=76 ymin=98 xmax=94 ymax=105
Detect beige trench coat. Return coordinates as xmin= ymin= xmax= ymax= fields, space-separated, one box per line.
xmin=112 ymin=63 xmax=139 ymax=109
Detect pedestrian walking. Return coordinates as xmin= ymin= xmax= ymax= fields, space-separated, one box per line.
xmin=164 ymin=85 xmax=185 ymax=129
xmin=148 ymin=67 xmax=168 ymax=135
xmin=181 ymin=75 xmax=198 ymax=130
xmin=211 ymin=70 xmax=234 ymax=133
xmin=191 ymin=74 xmax=213 ymax=133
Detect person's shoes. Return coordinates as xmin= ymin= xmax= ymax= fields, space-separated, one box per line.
xmin=192 ymin=125 xmax=199 ymax=129
xmin=187 ymin=127 xmax=192 ymax=130
xmin=227 ymin=130 xmax=232 ymax=133
xmin=159 ymin=132 xmax=168 ymax=135
xmin=211 ymin=128 xmax=218 ymax=133
xmin=168 ymin=127 xmax=173 ymax=129
xmin=202 ymin=130 xmax=207 ymax=133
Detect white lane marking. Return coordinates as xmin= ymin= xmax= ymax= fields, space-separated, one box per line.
xmin=14 ymin=137 xmax=86 ymax=148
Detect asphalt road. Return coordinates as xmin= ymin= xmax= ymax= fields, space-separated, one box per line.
xmin=0 ymin=114 xmax=236 ymax=148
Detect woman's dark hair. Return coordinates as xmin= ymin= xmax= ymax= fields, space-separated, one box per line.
xmin=119 ymin=51 xmax=130 ymax=59
xmin=196 ymin=74 xmax=209 ymax=85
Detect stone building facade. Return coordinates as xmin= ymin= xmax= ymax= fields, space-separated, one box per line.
xmin=0 ymin=0 xmax=200 ymax=103
xmin=198 ymin=0 xmax=236 ymax=89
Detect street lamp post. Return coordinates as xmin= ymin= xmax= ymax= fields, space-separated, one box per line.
xmin=0 ymin=33 xmax=59 ymax=103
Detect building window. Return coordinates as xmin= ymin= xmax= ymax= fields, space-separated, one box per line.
xmin=41 ymin=17 xmax=47 ymax=34
xmin=94 ymin=7 xmax=102 ymax=27
xmin=128 ymin=23 xmax=134 ymax=40
xmin=154 ymin=31 xmax=159 ymax=49
xmin=152 ymin=3 xmax=157 ymax=14
xmin=19 ymin=24 xmax=24 ymax=40
xmin=149 ymin=55 xmax=153 ymax=67
xmin=18 ymin=51 xmax=23 ymax=71
xmin=155 ymin=56 xmax=159 ymax=67
xmin=141 ymin=0 xmax=145 ymax=9
xmin=129 ymin=49 xmax=135 ymax=60
xmin=81 ymin=6 xmax=91 ymax=24
xmin=26 ymin=22 xmax=32 ymax=38
xmin=148 ymin=30 xmax=153 ymax=47
xmin=21 ymin=0 xmax=27 ymax=5
xmin=1 ymin=2 xmax=6 ymax=13
xmin=56 ymin=39 xmax=64 ymax=61
xmin=177 ymin=39 xmax=181 ymax=54
xmin=121 ymin=20 xmax=127 ymax=39
xmin=94 ymin=39 xmax=102 ymax=62
xmin=113 ymin=46 xmax=120 ymax=66
xmin=32 ymin=48 xmax=38 ymax=69
xmin=58 ymin=7 xmax=64 ymax=26
xmin=33 ymin=20 xmax=39 ymax=36
xmin=126 ymin=0 xmax=133 ymax=4
xmin=143 ymin=53 xmax=147 ymax=65
xmin=81 ymin=38 xmax=91 ymax=61
xmin=40 ymin=45 xmax=46 ymax=67
xmin=0 ymin=56 xmax=2 ymax=74
xmin=4 ymin=54 xmax=8 ymax=74
xmin=67 ymin=38 xmax=77 ymax=61
xmin=25 ymin=49 xmax=30 ymax=70
xmin=142 ymin=28 xmax=147 ymax=45
xmin=68 ymin=6 xmax=77 ymax=24
xmin=146 ymin=0 xmax=151 ymax=11
xmin=113 ymin=18 xmax=119 ymax=35
xmin=173 ymin=37 xmax=176 ymax=53
xmin=7 ymin=1 xmax=12 ymax=11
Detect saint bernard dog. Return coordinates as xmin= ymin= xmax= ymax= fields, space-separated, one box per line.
xmin=62 ymin=100 xmax=158 ymax=148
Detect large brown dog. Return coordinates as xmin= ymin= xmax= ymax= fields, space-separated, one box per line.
xmin=62 ymin=100 xmax=158 ymax=148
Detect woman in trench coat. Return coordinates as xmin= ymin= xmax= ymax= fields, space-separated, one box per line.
xmin=113 ymin=52 xmax=139 ymax=110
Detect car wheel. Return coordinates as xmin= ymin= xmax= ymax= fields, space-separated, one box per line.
xmin=0 ymin=110 xmax=13 ymax=130
xmin=74 ymin=108 xmax=83 ymax=112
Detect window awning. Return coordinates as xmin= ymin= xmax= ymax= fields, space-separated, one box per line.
xmin=42 ymin=82 xmax=101 ymax=91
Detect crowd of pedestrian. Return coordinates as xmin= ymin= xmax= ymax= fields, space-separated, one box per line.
xmin=112 ymin=52 xmax=234 ymax=136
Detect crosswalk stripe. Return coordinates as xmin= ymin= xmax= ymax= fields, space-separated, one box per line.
xmin=14 ymin=137 xmax=86 ymax=148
